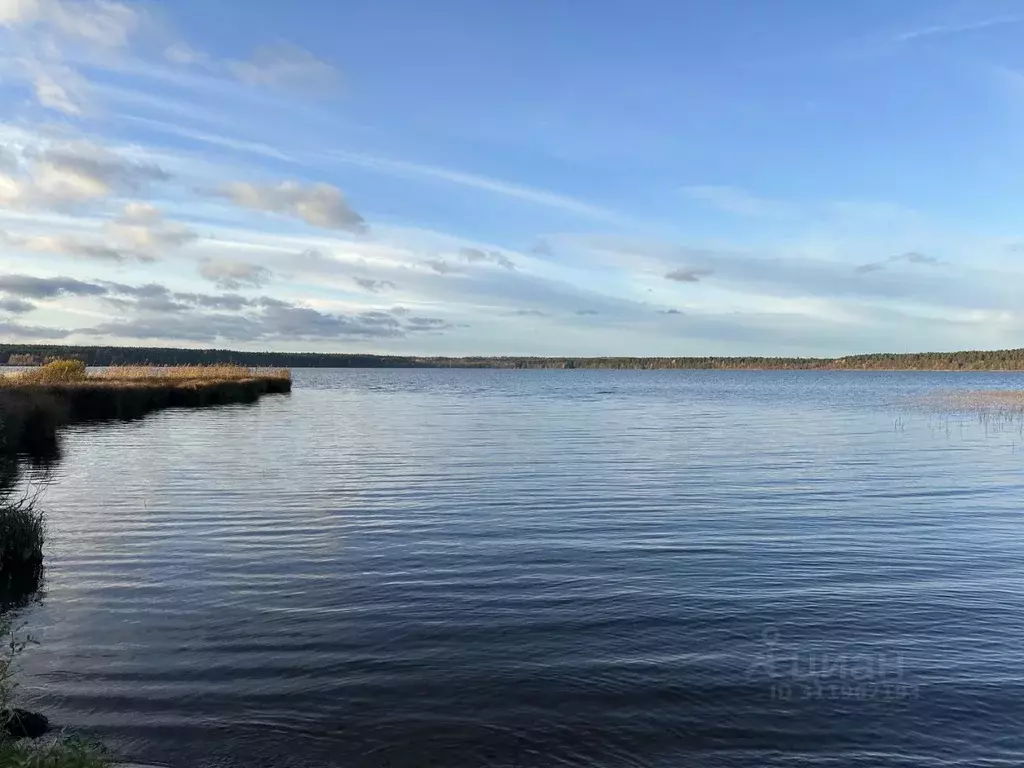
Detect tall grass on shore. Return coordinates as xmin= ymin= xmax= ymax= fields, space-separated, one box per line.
xmin=10 ymin=360 xmax=291 ymax=385
xmin=91 ymin=364 xmax=290 ymax=382
xmin=0 ymin=739 xmax=110 ymax=768
xmin=0 ymin=493 xmax=44 ymax=598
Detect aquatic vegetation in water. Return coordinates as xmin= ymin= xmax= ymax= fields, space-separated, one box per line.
xmin=916 ymin=390 xmax=1024 ymax=425
xmin=930 ymin=390 xmax=1024 ymax=410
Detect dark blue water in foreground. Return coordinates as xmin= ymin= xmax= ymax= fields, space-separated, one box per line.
xmin=12 ymin=370 xmax=1024 ymax=767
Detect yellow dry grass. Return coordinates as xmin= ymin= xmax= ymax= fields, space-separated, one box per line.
xmin=0 ymin=362 xmax=291 ymax=387
xmin=0 ymin=361 xmax=292 ymax=463
xmin=90 ymin=365 xmax=291 ymax=382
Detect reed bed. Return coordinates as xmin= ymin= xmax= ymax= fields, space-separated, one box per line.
xmin=940 ymin=390 xmax=1024 ymax=408
xmin=0 ymin=361 xmax=291 ymax=587
xmin=4 ymin=361 xmax=291 ymax=385
xmin=919 ymin=390 xmax=1024 ymax=415
xmin=89 ymin=364 xmax=291 ymax=383
xmin=0 ymin=361 xmax=291 ymax=460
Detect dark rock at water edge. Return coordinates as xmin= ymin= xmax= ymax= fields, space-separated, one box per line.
xmin=0 ymin=708 xmax=50 ymax=740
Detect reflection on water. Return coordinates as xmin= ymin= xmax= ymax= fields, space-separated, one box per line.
xmin=10 ymin=370 xmax=1024 ymax=767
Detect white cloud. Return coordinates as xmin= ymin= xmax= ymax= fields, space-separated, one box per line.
xmin=0 ymin=173 xmax=23 ymax=205
xmin=197 ymin=257 xmax=272 ymax=290
xmin=0 ymin=152 xmax=15 ymax=177
xmin=1 ymin=0 xmax=141 ymax=112
xmin=163 ymin=41 xmax=207 ymax=66
xmin=160 ymin=40 xmax=340 ymax=102
xmin=31 ymin=64 xmax=88 ymax=114
xmin=895 ymin=15 xmax=1023 ymax=43
xmin=0 ymin=200 xmax=193 ymax=263
xmin=44 ymin=0 xmax=138 ymax=47
xmin=107 ymin=201 xmax=196 ymax=250
xmin=228 ymin=43 xmax=340 ymax=93
xmin=0 ymin=229 xmax=152 ymax=261
xmin=682 ymin=185 xmax=795 ymax=217
xmin=0 ymin=0 xmax=138 ymax=44
xmin=31 ymin=159 xmax=109 ymax=201
xmin=328 ymin=150 xmax=627 ymax=223
xmin=0 ymin=140 xmax=170 ymax=208
xmin=216 ymin=180 xmax=366 ymax=232
xmin=0 ymin=0 xmax=42 ymax=26
xmin=118 ymin=200 xmax=158 ymax=222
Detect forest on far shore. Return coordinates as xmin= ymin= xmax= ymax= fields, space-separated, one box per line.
xmin=4 ymin=344 xmax=1024 ymax=371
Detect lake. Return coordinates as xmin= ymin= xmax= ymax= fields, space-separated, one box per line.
xmin=10 ymin=369 xmax=1024 ymax=767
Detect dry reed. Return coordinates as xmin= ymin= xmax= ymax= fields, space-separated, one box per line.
xmin=89 ymin=365 xmax=291 ymax=382
xmin=0 ymin=361 xmax=291 ymax=460
xmin=920 ymin=390 xmax=1024 ymax=413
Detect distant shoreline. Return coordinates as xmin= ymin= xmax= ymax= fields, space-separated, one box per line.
xmin=5 ymin=343 xmax=1024 ymax=372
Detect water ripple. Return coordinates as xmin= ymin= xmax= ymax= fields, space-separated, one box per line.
xmin=12 ymin=370 xmax=1024 ymax=767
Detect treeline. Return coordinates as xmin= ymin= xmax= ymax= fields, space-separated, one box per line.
xmin=5 ymin=344 xmax=1024 ymax=370
xmin=4 ymin=346 xmax=415 ymax=368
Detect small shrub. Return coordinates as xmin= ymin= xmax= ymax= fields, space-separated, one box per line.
xmin=20 ymin=361 xmax=87 ymax=385
xmin=0 ymin=496 xmax=44 ymax=591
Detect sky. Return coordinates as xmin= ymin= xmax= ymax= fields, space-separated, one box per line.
xmin=2 ymin=0 xmax=1024 ymax=357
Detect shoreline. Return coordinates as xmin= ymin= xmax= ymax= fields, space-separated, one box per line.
xmin=5 ymin=364 xmax=1024 ymax=373
xmin=1 ymin=365 xmax=292 ymax=765
xmin=0 ymin=366 xmax=291 ymax=461
xmin=6 ymin=344 xmax=1024 ymax=372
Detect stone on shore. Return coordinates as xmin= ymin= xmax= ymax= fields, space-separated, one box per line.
xmin=0 ymin=708 xmax=49 ymax=740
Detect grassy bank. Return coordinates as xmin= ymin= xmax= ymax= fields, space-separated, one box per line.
xmin=0 ymin=739 xmax=109 ymax=768
xmin=0 ymin=361 xmax=291 ymax=459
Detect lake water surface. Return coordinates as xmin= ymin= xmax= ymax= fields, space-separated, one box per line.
xmin=12 ymin=370 xmax=1024 ymax=767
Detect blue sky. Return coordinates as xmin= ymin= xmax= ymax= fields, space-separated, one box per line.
xmin=1 ymin=0 xmax=1024 ymax=356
